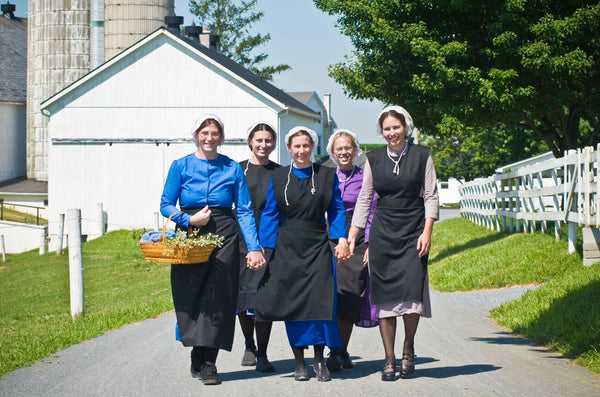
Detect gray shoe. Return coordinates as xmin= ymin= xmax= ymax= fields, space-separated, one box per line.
xmin=338 ymin=351 xmax=354 ymax=369
xmin=294 ymin=364 xmax=309 ymax=381
xmin=241 ymin=348 xmax=257 ymax=366
xmin=256 ymin=356 xmax=275 ymax=373
xmin=313 ymin=361 xmax=331 ymax=382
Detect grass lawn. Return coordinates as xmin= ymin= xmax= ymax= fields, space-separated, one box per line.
xmin=1 ymin=217 xmax=598 ymax=377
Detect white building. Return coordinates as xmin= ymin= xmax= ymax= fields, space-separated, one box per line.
xmin=40 ymin=26 xmax=332 ymax=242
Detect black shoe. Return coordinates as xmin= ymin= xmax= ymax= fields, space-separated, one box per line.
xmin=199 ymin=363 xmax=221 ymax=385
xmin=325 ymin=352 xmax=342 ymax=372
xmin=190 ymin=364 xmax=201 ymax=379
xmin=400 ymin=353 xmax=416 ymax=378
xmin=338 ymin=351 xmax=354 ymax=369
xmin=294 ymin=364 xmax=309 ymax=381
xmin=241 ymin=348 xmax=257 ymax=366
xmin=256 ymin=356 xmax=276 ymax=373
xmin=381 ymin=362 xmax=396 ymax=381
xmin=313 ymin=361 xmax=331 ymax=382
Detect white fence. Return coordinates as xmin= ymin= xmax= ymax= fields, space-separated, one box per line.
xmin=459 ymin=146 xmax=600 ymax=262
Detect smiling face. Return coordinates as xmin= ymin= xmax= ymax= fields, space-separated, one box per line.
xmin=195 ymin=120 xmax=222 ymax=158
xmin=332 ymin=135 xmax=356 ymax=171
xmin=381 ymin=115 xmax=407 ymax=151
xmin=249 ymin=129 xmax=276 ymax=162
xmin=288 ymin=132 xmax=313 ymax=168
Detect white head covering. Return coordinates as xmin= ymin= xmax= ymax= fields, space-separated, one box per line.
xmin=190 ymin=113 xmax=225 ymax=143
xmin=326 ymin=129 xmax=363 ymax=166
xmin=246 ymin=121 xmax=277 ymax=147
xmin=375 ymin=105 xmax=414 ymax=138
xmin=284 ymin=126 xmax=319 ymax=151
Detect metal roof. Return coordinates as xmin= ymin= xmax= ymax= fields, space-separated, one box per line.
xmin=0 ymin=14 xmax=27 ymax=103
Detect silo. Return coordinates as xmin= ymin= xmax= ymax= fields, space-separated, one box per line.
xmin=104 ymin=0 xmax=175 ymax=60
xmin=26 ymin=0 xmax=91 ymax=181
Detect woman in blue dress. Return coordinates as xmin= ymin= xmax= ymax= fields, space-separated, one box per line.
xmin=254 ymin=126 xmax=351 ymax=382
xmin=160 ymin=114 xmax=265 ymax=385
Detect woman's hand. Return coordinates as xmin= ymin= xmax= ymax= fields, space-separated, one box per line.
xmin=347 ymin=226 xmax=360 ymax=255
xmin=363 ymin=247 xmax=369 ymax=267
xmin=417 ymin=218 xmax=435 ymax=257
xmin=246 ymin=250 xmax=266 ymax=270
xmin=335 ymin=238 xmax=352 ymax=263
xmin=189 ymin=205 xmax=211 ymax=226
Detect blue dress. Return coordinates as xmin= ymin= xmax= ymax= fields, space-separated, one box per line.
xmin=256 ymin=164 xmax=345 ymax=349
xmin=160 ymin=153 xmax=260 ymax=350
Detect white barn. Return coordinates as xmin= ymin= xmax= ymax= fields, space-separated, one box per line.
xmin=40 ymin=27 xmax=327 ymax=242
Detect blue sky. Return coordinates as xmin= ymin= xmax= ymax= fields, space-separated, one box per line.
xmin=11 ymin=0 xmax=386 ymax=143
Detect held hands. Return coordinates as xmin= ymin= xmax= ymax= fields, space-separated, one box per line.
xmin=189 ymin=205 xmax=211 ymax=226
xmin=334 ymin=238 xmax=352 ymax=263
xmin=246 ymin=250 xmax=266 ymax=270
xmin=347 ymin=226 xmax=360 ymax=255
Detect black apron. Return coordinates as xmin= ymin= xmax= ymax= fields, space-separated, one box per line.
xmin=331 ymin=211 xmax=367 ymax=321
xmin=237 ymin=160 xmax=280 ymax=310
xmin=367 ymin=145 xmax=429 ymax=305
xmin=255 ymin=164 xmax=336 ymax=321
xmin=171 ymin=207 xmax=239 ymax=350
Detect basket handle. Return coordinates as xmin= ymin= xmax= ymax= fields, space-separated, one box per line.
xmin=162 ymin=211 xmax=181 ymax=241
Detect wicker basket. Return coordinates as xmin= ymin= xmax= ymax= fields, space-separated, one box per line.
xmin=139 ymin=211 xmax=216 ymax=264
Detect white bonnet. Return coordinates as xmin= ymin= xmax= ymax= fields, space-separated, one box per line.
xmin=190 ymin=113 xmax=225 ymax=140
xmin=375 ymin=105 xmax=414 ymax=138
xmin=246 ymin=121 xmax=277 ymax=147
xmin=284 ymin=126 xmax=319 ymax=151
xmin=326 ymin=129 xmax=363 ymax=166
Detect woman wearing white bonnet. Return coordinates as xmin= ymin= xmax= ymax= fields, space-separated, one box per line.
xmin=348 ymin=105 xmax=439 ymax=381
xmin=254 ymin=126 xmax=351 ymax=381
xmin=236 ymin=121 xmax=280 ymax=373
xmin=322 ymin=129 xmax=379 ymax=373
xmin=160 ymin=113 xmax=265 ymax=385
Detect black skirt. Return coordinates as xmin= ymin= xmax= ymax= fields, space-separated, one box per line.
xmin=170 ymin=207 xmax=240 ymax=350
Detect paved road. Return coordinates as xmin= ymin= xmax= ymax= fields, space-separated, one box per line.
xmin=1 ymin=210 xmax=599 ymax=396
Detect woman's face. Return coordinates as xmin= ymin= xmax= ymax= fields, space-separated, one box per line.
xmin=288 ymin=134 xmax=313 ymax=167
xmin=381 ymin=115 xmax=406 ymax=149
xmin=196 ymin=122 xmax=222 ymax=154
xmin=332 ymin=135 xmax=356 ymax=170
xmin=249 ymin=129 xmax=275 ymax=160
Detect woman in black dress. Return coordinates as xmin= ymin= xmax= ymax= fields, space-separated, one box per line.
xmin=348 ymin=106 xmax=439 ymax=381
xmin=237 ymin=122 xmax=280 ymax=372
xmin=255 ymin=127 xmax=351 ymax=382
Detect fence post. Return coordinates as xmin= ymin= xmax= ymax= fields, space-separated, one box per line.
xmin=57 ymin=213 xmax=65 ymax=255
xmin=39 ymin=227 xmax=47 ymax=255
xmin=67 ymin=209 xmax=84 ymax=319
xmin=568 ymin=222 xmax=577 ymax=254
xmin=0 ymin=235 xmax=5 ymax=263
xmin=95 ymin=202 xmax=105 ymax=236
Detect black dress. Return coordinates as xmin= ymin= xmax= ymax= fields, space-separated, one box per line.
xmin=237 ymin=160 xmax=280 ymax=310
xmin=366 ymin=145 xmax=430 ymax=305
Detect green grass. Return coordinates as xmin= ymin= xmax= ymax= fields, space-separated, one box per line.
xmin=0 ymin=206 xmax=47 ymax=225
xmin=1 ymin=218 xmax=599 ymax=377
xmin=0 ymin=230 xmax=172 ymax=377
xmin=429 ymin=218 xmax=600 ymax=375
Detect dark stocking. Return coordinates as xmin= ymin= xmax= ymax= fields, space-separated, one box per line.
xmin=313 ymin=343 xmax=325 ymax=364
xmin=204 ymin=347 xmax=219 ymax=364
xmin=255 ymin=320 xmax=273 ymax=358
xmin=238 ymin=312 xmax=256 ymax=350
xmin=337 ymin=315 xmax=354 ymax=352
xmin=402 ymin=313 xmax=420 ymax=355
xmin=379 ymin=317 xmax=397 ymax=365
xmin=291 ymin=345 xmax=306 ymax=369
xmin=191 ymin=346 xmax=204 ymax=370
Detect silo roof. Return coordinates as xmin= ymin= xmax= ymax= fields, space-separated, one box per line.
xmin=0 ymin=15 xmax=27 ymax=103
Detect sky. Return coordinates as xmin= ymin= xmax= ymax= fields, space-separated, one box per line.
xmin=10 ymin=0 xmax=386 ymax=143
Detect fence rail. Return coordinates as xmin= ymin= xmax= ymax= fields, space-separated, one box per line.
xmin=459 ymin=145 xmax=600 ymax=259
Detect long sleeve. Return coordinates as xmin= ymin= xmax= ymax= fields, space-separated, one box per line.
xmin=351 ymin=159 xmax=375 ymax=229
xmin=160 ymin=160 xmax=192 ymax=228
xmin=234 ymin=165 xmax=261 ymax=251
xmin=423 ymin=155 xmax=440 ymax=220
xmin=327 ymin=174 xmax=348 ymax=240
xmin=259 ymin=178 xmax=280 ymax=249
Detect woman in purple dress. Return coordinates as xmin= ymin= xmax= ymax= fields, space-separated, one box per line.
xmin=348 ymin=106 xmax=439 ymax=381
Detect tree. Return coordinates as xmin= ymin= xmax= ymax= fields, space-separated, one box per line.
xmin=189 ymin=0 xmax=290 ymax=81
xmin=314 ymin=0 xmax=600 ymax=157
xmin=420 ymin=122 xmax=548 ymax=181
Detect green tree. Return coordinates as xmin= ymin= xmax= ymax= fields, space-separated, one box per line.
xmin=420 ymin=122 xmax=548 ymax=181
xmin=314 ymin=0 xmax=600 ymax=157
xmin=189 ymin=0 xmax=290 ymax=81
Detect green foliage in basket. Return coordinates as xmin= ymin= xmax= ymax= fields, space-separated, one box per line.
xmin=162 ymin=229 xmax=224 ymax=256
